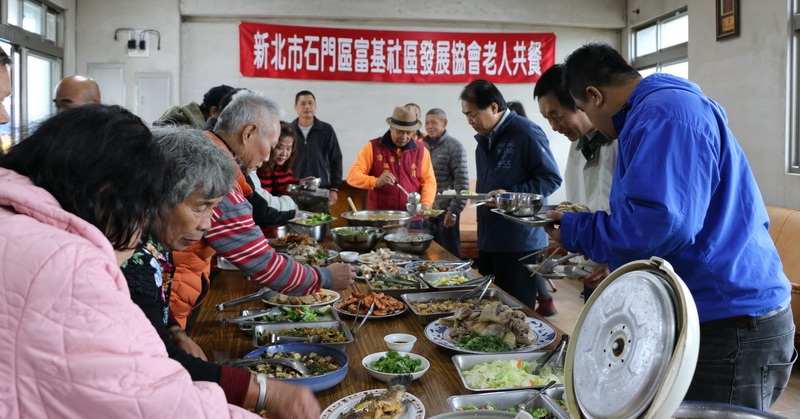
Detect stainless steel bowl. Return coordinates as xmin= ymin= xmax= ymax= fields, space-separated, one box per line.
xmin=495 ymin=192 xmax=520 ymax=213
xmin=383 ymin=232 xmax=434 ymax=255
xmin=330 ymin=226 xmax=385 ymax=252
xmin=300 ymin=177 xmax=321 ymax=191
xmin=287 ymin=221 xmax=330 ymax=242
xmin=515 ymin=193 xmax=544 ymax=216
xmin=340 ymin=210 xmax=413 ymax=229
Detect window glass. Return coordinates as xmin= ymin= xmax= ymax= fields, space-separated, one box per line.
xmin=661 ymin=61 xmax=688 ymax=79
xmin=0 ymin=41 xmax=12 ymax=154
xmin=22 ymin=1 xmax=42 ymax=35
xmin=661 ymin=15 xmax=689 ymax=49
xmin=46 ymin=10 xmax=57 ymax=43
xmin=7 ymin=0 xmax=20 ymax=26
xmin=635 ymin=25 xmax=658 ymax=57
xmin=632 ymin=10 xmax=688 ymax=78
xmin=26 ymin=53 xmax=53 ymax=123
xmin=638 ymin=66 xmax=658 ymax=78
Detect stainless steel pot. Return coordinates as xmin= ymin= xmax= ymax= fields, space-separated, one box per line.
xmin=340 ymin=210 xmax=413 ymax=229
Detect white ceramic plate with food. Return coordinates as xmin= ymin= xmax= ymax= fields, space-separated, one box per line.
xmin=424 ymin=316 xmax=556 ymax=354
xmin=333 ymin=303 xmax=407 ymax=319
xmin=320 ymin=389 xmax=425 ymax=419
xmin=262 ymin=289 xmax=340 ymax=309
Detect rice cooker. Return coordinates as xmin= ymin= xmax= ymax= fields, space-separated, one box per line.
xmin=564 ymin=256 xmax=699 ymax=419
xmin=562 ymin=256 xmax=785 ymax=419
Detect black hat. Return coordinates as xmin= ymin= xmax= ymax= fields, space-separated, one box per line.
xmin=202 ymin=84 xmax=234 ymax=109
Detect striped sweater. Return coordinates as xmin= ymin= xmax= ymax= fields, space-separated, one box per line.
xmin=207 ymin=188 xmax=331 ymax=295
xmin=423 ymin=132 xmax=470 ymax=215
xmin=257 ymin=167 xmax=296 ymax=196
xmin=169 ymin=133 xmax=332 ymax=328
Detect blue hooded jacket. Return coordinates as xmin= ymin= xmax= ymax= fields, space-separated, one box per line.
xmin=559 ymin=73 xmax=790 ymax=322
xmin=475 ymin=110 xmax=562 ymax=253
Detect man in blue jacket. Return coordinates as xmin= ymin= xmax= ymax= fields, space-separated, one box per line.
xmin=550 ymin=43 xmax=795 ymax=410
xmin=460 ymin=79 xmax=562 ymax=313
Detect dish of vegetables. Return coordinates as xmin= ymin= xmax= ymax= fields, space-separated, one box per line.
xmin=293 ymin=213 xmax=335 ymax=226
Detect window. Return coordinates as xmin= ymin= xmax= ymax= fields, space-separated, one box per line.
xmin=1 ymin=0 xmax=63 ymax=150
xmin=632 ymin=10 xmax=688 ymax=79
xmin=791 ymin=2 xmax=800 ymax=173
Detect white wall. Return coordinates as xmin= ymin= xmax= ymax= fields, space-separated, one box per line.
xmin=73 ymin=0 xmax=181 ymax=115
xmin=629 ymin=0 xmax=799 ymax=209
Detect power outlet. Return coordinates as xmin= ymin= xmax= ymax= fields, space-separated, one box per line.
xmin=128 ymin=30 xmax=149 ymax=58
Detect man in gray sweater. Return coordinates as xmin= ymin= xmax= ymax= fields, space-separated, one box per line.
xmin=423 ymin=108 xmax=470 ymax=258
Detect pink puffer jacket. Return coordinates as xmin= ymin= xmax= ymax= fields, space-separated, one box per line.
xmin=0 ymin=169 xmax=257 ymax=418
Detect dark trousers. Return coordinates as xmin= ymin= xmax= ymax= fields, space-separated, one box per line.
xmin=683 ymin=306 xmax=796 ymax=409
xmin=428 ymin=212 xmax=462 ymax=259
xmin=478 ymin=250 xmax=550 ymax=309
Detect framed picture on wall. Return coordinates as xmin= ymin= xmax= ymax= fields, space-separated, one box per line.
xmin=716 ymin=0 xmax=740 ymax=40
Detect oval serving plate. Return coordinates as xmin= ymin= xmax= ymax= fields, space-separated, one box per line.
xmin=332 ymin=303 xmax=407 ymax=319
xmin=262 ymin=289 xmax=340 ymax=309
xmin=424 ymin=316 xmax=556 ymax=354
xmin=321 ymin=389 xmax=425 ymax=419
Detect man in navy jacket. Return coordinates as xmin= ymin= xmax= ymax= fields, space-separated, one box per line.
xmin=460 ymin=79 xmax=562 ymax=313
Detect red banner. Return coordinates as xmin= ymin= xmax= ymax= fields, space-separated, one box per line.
xmin=239 ymin=22 xmax=555 ymax=83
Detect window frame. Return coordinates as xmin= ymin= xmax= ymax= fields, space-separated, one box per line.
xmin=790 ymin=6 xmax=800 ymax=173
xmin=631 ymin=9 xmax=688 ymax=75
xmin=0 ymin=0 xmax=64 ymax=148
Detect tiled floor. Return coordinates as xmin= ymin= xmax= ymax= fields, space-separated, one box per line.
xmin=545 ymin=278 xmax=800 ymax=418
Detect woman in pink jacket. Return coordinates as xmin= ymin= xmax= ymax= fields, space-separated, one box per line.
xmin=0 ymin=105 xmax=261 ymax=418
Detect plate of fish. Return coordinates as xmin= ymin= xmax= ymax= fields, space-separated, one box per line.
xmin=320 ymin=375 xmax=424 ymax=419
xmin=262 ymin=289 xmax=340 ymax=308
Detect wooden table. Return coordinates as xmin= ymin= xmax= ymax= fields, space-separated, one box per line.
xmin=190 ymin=241 xmax=566 ymax=417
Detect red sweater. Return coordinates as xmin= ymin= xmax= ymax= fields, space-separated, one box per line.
xmin=257 ymin=166 xmax=296 ymax=196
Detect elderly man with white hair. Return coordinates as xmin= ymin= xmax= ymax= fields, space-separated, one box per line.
xmin=170 ymin=90 xmax=356 ymax=330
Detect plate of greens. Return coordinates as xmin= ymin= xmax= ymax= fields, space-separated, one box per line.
xmin=424 ymin=317 xmax=556 ymax=354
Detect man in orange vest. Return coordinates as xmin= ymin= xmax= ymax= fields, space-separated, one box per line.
xmin=346 ymin=105 xmax=437 ymax=212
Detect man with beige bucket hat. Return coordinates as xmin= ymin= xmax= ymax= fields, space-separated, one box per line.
xmin=347 ymin=105 xmax=437 ymax=211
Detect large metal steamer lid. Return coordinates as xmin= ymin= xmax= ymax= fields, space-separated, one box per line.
xmin=564 ymin=257 xmax=700 ymax=419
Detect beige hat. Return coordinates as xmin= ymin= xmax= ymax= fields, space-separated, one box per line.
xmin=386 ymin=106 xmax=422 ymax=131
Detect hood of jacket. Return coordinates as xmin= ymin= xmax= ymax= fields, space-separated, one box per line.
xmin=612 ymin=73 xmax=712 ymax=137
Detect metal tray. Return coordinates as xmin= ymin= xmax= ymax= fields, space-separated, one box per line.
xmin=366 ymin=274 xmax=430 ymax=299
xmin=401 ymin=288 xmax=523 ymax=325
xmin=437 ymin=193 xmax=492 ymax=200
xmin=447 ymin=388 xmax=568 ymax=418
xmin=490 ymin=208 xmax=556 ymax=227
xmin=238 ymin=307 xmax=340 ymax=334
xmin=252 ymin=320 xmax=354 ymax=348
xmin=452 ymin=352 xmax=563 ymax=392
xmin=422 ymin=271 xmax=478 ymax=290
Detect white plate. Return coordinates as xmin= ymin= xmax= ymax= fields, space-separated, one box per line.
xmin=357 ymin=251 xmax=419 ymax=264
xmin=262 ymin=289 xmax=341 ymax=309
xmin=425 ymin=316 xmax=556 ymax=354
xmin=320 ymin=389 xmax=425 ymax=419
xmin=333 ymin=303 xmax=407 ymax=319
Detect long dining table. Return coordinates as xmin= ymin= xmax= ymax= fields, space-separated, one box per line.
xmin=189 ymin=240 xmax=567 ymax=417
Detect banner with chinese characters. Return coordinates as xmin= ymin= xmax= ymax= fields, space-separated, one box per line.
xmin=239 ymin=22 xmax=555 ymax=83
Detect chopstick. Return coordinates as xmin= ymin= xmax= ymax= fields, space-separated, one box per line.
xmin=518 ymin=244 xmax=559 ymax=262
xmin=353 ymin=302 xmax=375 ymax=335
